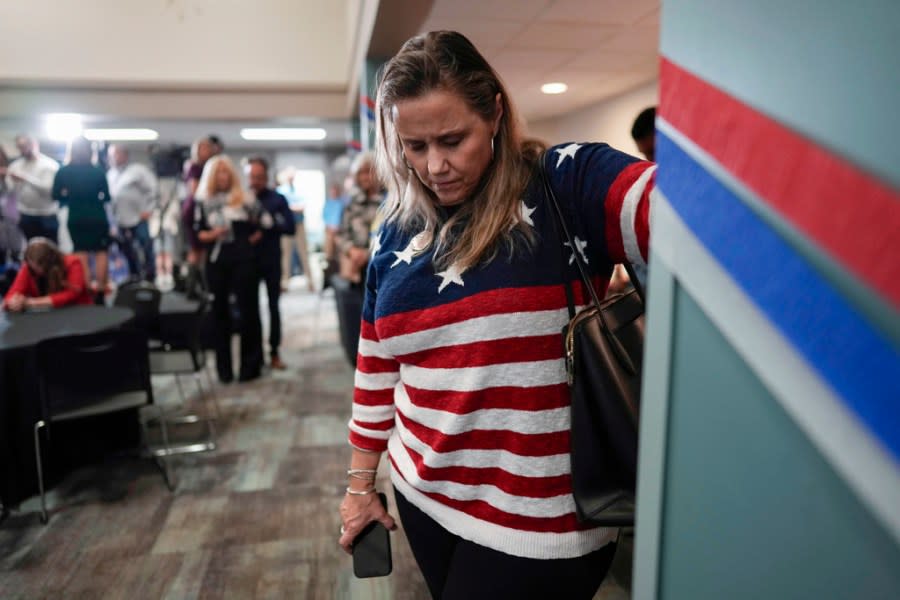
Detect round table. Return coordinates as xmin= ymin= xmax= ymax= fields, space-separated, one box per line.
xmin=0 ymin=305 xmax=134 ymax=351
xmin=0 ymin=305 xmax=136 ymax=508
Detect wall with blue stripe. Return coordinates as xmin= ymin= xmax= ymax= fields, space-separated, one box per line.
xmin=635 ymin=2 xmax=900 ymax=598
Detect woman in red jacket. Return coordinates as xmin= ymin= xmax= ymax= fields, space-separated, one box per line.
xmin=2 ymin=237 xmax=92 ymax=311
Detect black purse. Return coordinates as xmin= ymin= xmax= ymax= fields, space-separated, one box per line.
xmin=539 ymin=165 xmax=645 ymax=527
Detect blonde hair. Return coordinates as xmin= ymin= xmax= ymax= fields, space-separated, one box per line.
xmin=375 ymin=30 xmax=546 ymax=271
xmin=197 ymin=155 xmax=245 ymax=208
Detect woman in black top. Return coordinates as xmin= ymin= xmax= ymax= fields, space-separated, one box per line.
xmin=194 ymin=155 xmax=263 ymax=383
xmin=51 ymin=137 xmax=111 ymax=301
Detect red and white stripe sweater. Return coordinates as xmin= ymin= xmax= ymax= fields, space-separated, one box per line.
xmin=350 ymin=143 xmax=655 ymax=559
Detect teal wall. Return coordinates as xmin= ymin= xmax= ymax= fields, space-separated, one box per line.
xmin=657 ymin=287 xmax=900 ymax=598
xmin=635 ymin=2 xmax=900 ymax=597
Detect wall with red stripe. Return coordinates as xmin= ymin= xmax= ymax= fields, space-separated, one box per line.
xmin=634 ymin=2 xmax=900 ymax=598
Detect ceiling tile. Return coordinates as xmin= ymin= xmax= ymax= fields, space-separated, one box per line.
xmin=596 ymin=22 xmax=660 ymax=53
xmin=559 ymin=49 xmax=659 ymax=73
xmin=539 ymin=0 xmax=659 ymax=26
xmin=508 ymin=22 xmax=619 ymax=51
xmin=418 ymin=17 xmax=527 ymax=50
xmin=428 ymin=0 xmax=553 ymax=22
xmin=490 ymin=48 xmax=580 ymax=72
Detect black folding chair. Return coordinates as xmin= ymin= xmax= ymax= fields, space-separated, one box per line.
xmin=149 ymin=295 xmax=219 ymax=454
xmin=33 ymin=329 xmax=173 ymax=523
xmin=113 ymin=281 xmax=162 ymax=338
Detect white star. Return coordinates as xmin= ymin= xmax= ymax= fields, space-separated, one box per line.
xmin=564 ymin=236 xmax=589 ymax=265
xmin=391 ymin=240 xmax=416 ymax=268
xmin=520 ymin=201 xmax=536 ymax=227
xmin=554 ymin=143 xmax=583 ymax=168
xmin=370 ymin=233 xmax=382 ymax=256
xmin=436 ymin=263 xmax=465 ymax=293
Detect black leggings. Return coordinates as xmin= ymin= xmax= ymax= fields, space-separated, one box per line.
xmin=394 ymin=490 xmax=616 ymax=600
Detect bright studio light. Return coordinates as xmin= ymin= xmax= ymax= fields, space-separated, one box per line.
xmin=45 ymin=113 xmax=83 ymax=141
xmin=84 ymin=128 xmax=159 ymax=141
xmin=540 ymin=82 xmax=569 ymax=95
xmin=240 ymin=128 xmax=327 ymax=141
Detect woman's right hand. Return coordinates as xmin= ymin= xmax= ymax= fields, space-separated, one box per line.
xmin=5 ymin=293 xmax=25 ymax=312
xmin=338 ymin=491 xmax=397 ymax=554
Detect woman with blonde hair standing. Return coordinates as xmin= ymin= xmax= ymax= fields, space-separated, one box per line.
xmin=194 ymin=155 xmax=263 ymax=383
xmin=337 ymin=31 xmax=656 ymax=599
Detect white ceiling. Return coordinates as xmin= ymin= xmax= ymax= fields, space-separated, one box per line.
xmin=419 ymin=0 xmax=660 ymax=122
xmin=0 ymin=0 xmax=660 ymax=150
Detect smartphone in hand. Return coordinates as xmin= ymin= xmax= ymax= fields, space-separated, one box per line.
xmin=352 ymin=492 xmax=393 ymax=578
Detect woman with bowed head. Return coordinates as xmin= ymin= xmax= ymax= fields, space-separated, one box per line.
xmin=193 ymin=155 xmax=264 ymax=383
xmin=3 ymin=237 xmax=92 ymax=310
xmin=337 ymin=31 xmax=657 ymax=599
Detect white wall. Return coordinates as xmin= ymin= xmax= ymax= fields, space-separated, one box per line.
xmin=527 ymin=80 xmax=659 ymax=157
xmin=0 ymin=0 xmax=350 ymax=88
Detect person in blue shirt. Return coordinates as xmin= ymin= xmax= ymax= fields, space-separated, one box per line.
xmin=245 ymin=156 xmax=295 ymax=370
xmin=276 ymin=167 xmax=315 ymax=292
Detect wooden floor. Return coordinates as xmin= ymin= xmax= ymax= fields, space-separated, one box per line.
xmin=0 ymin=282 xmax=630 ymax=599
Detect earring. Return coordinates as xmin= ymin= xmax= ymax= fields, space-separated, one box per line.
xmin=490 ymin=136 xmax=495 ymax=161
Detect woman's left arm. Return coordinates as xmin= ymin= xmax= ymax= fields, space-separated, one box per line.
xmin=98 ymin=170 xmax=111 ymax=204
xmin=51 ymin=169 xmax=65 ymax=203
xmin=46 ymin=258 xmax=88 ymax=307
xmin=545 ymin=143 xmax=656 ymax=284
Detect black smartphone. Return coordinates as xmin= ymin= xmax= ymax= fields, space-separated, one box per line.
xmin=352 ymin=492 xmax=393 ymax=578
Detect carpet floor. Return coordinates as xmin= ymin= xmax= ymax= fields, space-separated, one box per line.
xmin=0 ymin=283 xmax=629 ymax=599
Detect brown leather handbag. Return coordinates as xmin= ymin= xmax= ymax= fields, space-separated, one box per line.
xmin=540 ymin=165 xmax=645 ymax=527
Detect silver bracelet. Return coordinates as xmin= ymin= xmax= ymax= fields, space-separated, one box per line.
xmin=345 ymin=486 xmax=376 ymax=496
xmin=347 ymin=468 xmax=377 ymax=476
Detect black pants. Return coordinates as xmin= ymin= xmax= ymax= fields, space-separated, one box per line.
xmin=19 ymin=214 xmax=59 ymax=244
xmin=206 ymin=255 xmax=262 ymax=381
xmin=394 ymin=490 xmax=616 ymax=600
xmin=257 ymin=257 xmax=282 ymax=357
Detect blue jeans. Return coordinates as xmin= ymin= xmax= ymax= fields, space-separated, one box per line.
xmin=119 ymin=221 xmax=156 ymax=281
xmin=19 ymin=214 xmax=59 ymax=244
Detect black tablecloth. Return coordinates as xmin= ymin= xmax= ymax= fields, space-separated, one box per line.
xmin=0 ymin=305 xmax=137 ymax=507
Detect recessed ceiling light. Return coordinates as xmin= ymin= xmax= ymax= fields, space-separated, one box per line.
xmin=45 ymin=113 xmax=83 ymax=141
xmin=541 ymin=82 xmax=569 ymax=95
xmin=240 ymin=128 xmax=327 ymax=141
xmin=84 ymin=128 xmax=159 ymax=141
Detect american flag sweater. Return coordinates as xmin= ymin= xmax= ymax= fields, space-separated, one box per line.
xmin=349 ymin=143 xmax=656 ymax=559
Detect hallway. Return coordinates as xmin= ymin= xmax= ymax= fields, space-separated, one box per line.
xmin=0 ymin=287 xmax=628 ymax=598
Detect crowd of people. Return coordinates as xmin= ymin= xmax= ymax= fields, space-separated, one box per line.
xmin=1 ymin=130 xmax=389 ymax=380
xmin=2 ymin=28 xmax=661 ymax=598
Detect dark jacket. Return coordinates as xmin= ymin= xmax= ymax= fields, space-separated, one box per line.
xmin=255 ymin=188 xmax=295 ymax=262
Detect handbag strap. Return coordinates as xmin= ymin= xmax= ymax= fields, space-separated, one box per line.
xmin=539 ymin=160 xmax=605 ymax=314
xmin=539 ymin=157 xmax=646 ymax=307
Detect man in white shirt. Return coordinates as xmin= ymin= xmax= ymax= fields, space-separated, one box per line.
xmin=2 ymin=135 xmax=60 ymax=242
xmin=106 ymin=144 xmax=158 ymax=281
